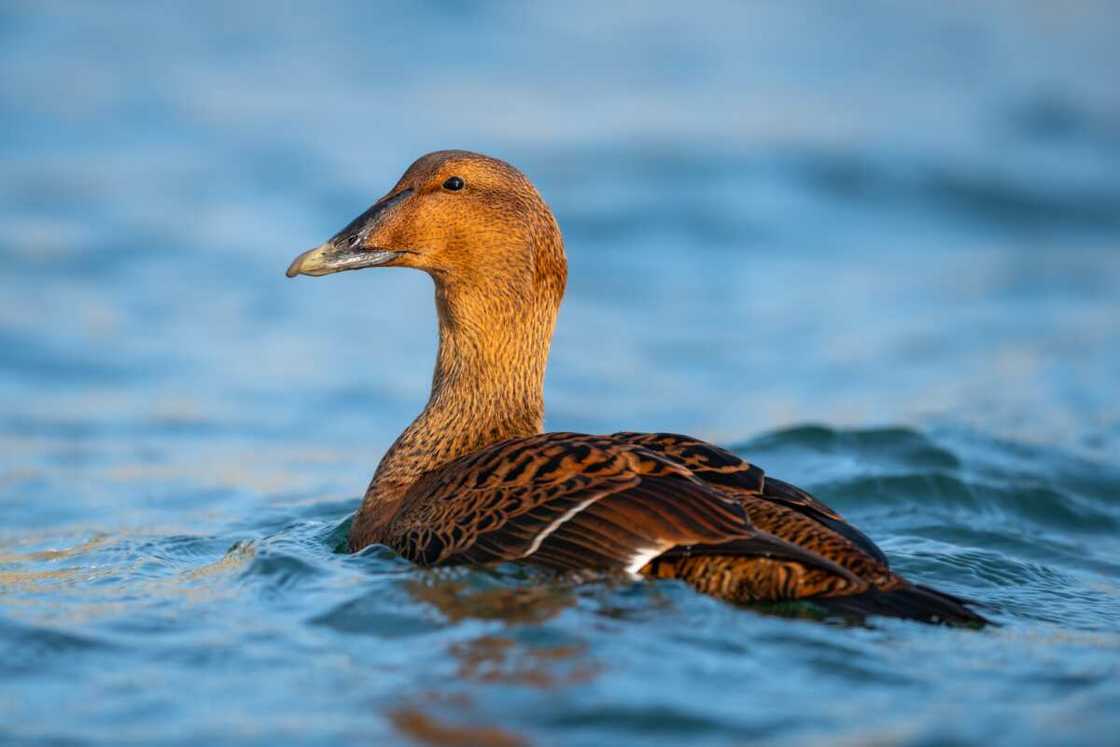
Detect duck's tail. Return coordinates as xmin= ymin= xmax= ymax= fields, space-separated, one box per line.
xmin=811 ymin=583 xmax=991 ymax=627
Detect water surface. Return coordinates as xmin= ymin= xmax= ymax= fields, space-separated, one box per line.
xmin=2 ymin=3 xmax=1119 ymax=745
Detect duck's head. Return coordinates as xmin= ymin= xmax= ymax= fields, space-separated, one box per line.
xmin=286 ymin=150 xmax=566 ymax=301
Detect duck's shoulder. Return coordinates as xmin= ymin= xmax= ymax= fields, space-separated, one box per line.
xmin=608 ymin=431 xmax=766 ymax=491
xmin=613 ymin=431 xmax=847 ymax=516
xmin=406 ymin=431 xmax=696 ymax=499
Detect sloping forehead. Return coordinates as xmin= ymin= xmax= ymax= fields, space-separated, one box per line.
xmin=399 ymin=150 xmax=527 ymax=186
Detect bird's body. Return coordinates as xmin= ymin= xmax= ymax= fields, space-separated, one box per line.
xmin=287 ymin=150 xmax=987 ymax=626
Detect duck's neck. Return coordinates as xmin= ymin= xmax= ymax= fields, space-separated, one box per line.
xmin=352 ymin=273 xmax=559 ymax=544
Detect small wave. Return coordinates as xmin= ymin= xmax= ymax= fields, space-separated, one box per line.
xmin=1009 ymin=94 xmax=1120 ymax=147
xmin=799 ymin=150 xmax=1120 ymax=232
xmin=310 ymin=584 xmax=444 ymax=639
xmin=734 ymin=424 xmax=1120 ymax=533
xmin=740 ymin=424 xmax=962 ymax=471
xmin=557 ymin=144 xmax=1120 ymax=243
xmin=0 ymin=617 xmax=111 ymax=676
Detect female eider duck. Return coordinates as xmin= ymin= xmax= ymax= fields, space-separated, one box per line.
xmin=286 ymin=150 xmax=987 ymax=626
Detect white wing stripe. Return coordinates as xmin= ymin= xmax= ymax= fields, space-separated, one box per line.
xmin=519 ymin=494 xmax=606 ymax=559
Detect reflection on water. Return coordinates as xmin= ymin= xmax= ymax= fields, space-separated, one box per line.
xmin=406 ymin=569 xmax=579 ymax=626
xmin=450 ymin=635 xmax=599 ymax=689
xmin=390 ymin=703 xmax=531 ymax=747
xmin=3 ymin=1 xmax=1120 ymax=745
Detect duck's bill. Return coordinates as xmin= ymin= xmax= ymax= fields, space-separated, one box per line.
xmin=285 ymin=242 xmax=401 ymax=277
xmin=286 ymin=187 xmax=414 ymax=278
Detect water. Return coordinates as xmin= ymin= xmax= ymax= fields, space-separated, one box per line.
xmin=2 ymin=2 xmax=1119 ymax=745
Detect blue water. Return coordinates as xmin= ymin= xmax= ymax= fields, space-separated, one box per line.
xmin=2 ymin=3 xmax=1120 ymax=745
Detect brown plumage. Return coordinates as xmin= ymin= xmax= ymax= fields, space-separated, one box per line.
xmin=286 ymin=150 xmax=987 ymax=626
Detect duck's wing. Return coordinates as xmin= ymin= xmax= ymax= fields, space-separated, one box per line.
xmin=382 ymin=432 xmax=849 ymax=576
xmin=610 ymin=432 xmax=889 ymax=567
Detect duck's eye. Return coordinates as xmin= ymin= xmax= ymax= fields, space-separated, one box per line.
xmin=442 ymin=176 xmax=465 ymax=191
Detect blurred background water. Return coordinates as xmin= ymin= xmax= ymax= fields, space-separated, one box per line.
xmin=2 ymin=2 xmax=1119 ymax=745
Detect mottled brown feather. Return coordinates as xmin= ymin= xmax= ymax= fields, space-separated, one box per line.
xmin=382 ymin=433 xmax=765 ymax=571
xmin=610 ymin=432 xmax=890 ymax=566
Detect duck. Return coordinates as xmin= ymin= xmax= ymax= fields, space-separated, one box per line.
xmin=286 ymin=150 xmax=987 ymax=626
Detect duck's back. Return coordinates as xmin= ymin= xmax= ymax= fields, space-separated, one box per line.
xmin=360 ymin=431 xmax=987 ymax=626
